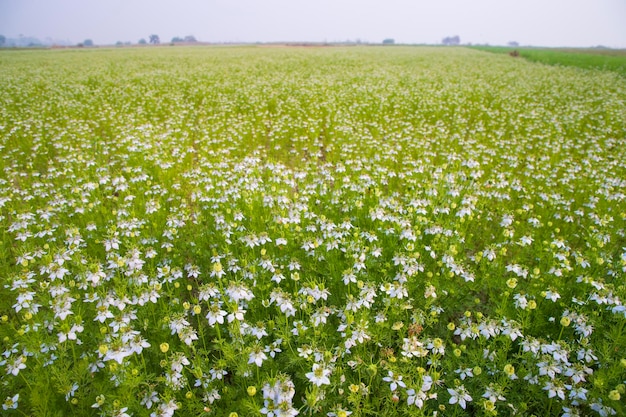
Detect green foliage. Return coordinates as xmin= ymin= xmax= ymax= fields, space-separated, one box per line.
xmin=0 ymin=46 xmax=625 ymax=416
xmin=471 ymin=45 xmax=626 ymax=77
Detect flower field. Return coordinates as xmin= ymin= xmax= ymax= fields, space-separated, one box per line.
xmin=1 ymin=46 xmax=625 ymax=416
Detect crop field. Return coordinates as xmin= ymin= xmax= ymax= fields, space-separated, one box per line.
xmin=1 ymin=46 xmax=625 ymax=416
xmin=472 ymin=46 xmax=626 ymax=77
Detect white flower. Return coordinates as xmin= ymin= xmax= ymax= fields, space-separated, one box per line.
xmin=178 ymin=327 xmax=198 ymax=346
xmin=448 ymin=385 xmax=472 ymax=409
xmin=103 ymin=345 xmax=134 ymax=364
xmin=113 ymin=407 xmax=132 ymax=417
xmin=6 ymin=355 xmax=26 ymax=376
xmin=500 ymin=214 xmax=514 ymax=227
xmin=561 ymin=406 xmax=581 ymax=417
xmin=382 ymin=371 xmax=406 ymax=391
xmin=205 ymin=304 xmax=227 ymax=326
xmin=2 ymin=394 xmax=19 ymax=410
xmin=545 ymin=290 xmax=561 ymax=302
xmin=455 ymin=367 xmax=473 ymax=380
xmin=306 ymin=363 xmax=331 ymax=386
xmin=543 ymin=381 xmax=565 ymax=400
xmin=227 ymin=306 xmax=246 ymax=323
xmin=141 ymin=391 xmax=159 ymax=409
xmin=482 ymin=248 xmax=496 ymax=261
xmin=65 ymin=382 xmax=79 ymax=401
xmin=249 ymin=348 xmax=268 ymax=367
xmin=518 ymin=235 xmax=533 ymax=246
xmin=513 ymin=293 xmax=528 ymax=310
xmin=150 ymin=399 xmax=178 ymax=417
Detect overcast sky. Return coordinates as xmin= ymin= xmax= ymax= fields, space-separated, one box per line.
xmin=1 ymin=0 xmax=625 ymax=47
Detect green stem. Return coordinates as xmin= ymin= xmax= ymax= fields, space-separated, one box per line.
xmin=141 ymin=350 xmax=148 ymax=373
xmin=70 ymin=342 xmax=78 ymax=368
xmin=198 ymin=316 xmax=208 ymax=352
xmin=215 ymin=323 xmax=222 ymax=341
xmin=20 ymin=371 xmax=33 ymax=391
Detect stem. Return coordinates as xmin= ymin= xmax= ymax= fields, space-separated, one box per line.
xmin=141 ymin=351 xmax=148 ymax=373
xmin=198 ymin=316 xmax=208 ymax=352
xmin=20 ymin=371 xmax=33 ymax=391
xmin=557 ymin=325 xmax=565 ymax=341
xmin=15 ymin=407 xmax=29 ymax=417
xmin=70 ymin=342 xmax=78 ymax=368
xmin=215 ymin=323 xmax=222 ymax=341
xmin=547 ymin=398 xmax=553 ymax=415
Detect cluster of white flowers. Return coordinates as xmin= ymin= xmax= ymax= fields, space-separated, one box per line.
xmin=260 ymin=376 xmax=299 ymax=417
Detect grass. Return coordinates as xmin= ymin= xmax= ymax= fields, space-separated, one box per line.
xmin=470 ymin=45 xmax=626 ymax=77
xmin=0 ymin=45 xmax=625 ymax=417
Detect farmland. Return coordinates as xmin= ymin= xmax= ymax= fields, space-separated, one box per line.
xmin=1 ymin=46 xmax=625 ymax=416
xmin=471 ymin=46 xmax=626 ymax=77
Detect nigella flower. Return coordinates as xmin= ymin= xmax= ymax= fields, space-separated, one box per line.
xmin=205 ymin=302 xmax=227 ymax=326
xmin=543 ymin=381 xmax=565 ymax=400
xmin=112 ymin=407 xmax=132 ymax=417
xmin=342 ymin=269 xmax=357 ymax=285
xmin=513 ymin=293 xmax=528 ymax=310
xmin=482 ymin=248 xmax=496 ymax=261
xmin=2 ymin=394 xmax=19 ymax=410
xmin=177 ymin=327 xmax=198 ymax=346
xmin=327 ymin=406 xmax=352 ymax=417
xmin=260 ymin=376 xmax=298 ymax=417
xmin=150 ymin=399 xmax=178 ymax=417
xmin=382 ymin=371 xmax=406 ymax=391
xmin=58 ymin=322 xmax=84 ymax=344
xmin=141 ymin=391 xmax=159 ymax=409
xmin=545 ymin=289 xmax=561 ymax=302
xmin=448 ymin=385 xmax=472 ymax=409
xmin=561 ymin=406 xmax=581 ymax=417
xmin=265 ymin=339 xmax=282 ymax=358
xmin=407 ymin=375 xmax=436 ymax=408
xmin=518 ymin=235 xmax=533 ymax=246
xmin=455 ymin=367 xmax=474 ymax=380
xmin=64 ymin=382 xmax=79 ymax=401
xmin=225 ymin=283 xmax=254 ymax=303
xmin=170 ymin=353 xmax=190 ymax=374
xmin=6 ymin=355 xmax=27 ymax=376
xmin=249 ymin=345 xmax=268 ymax=367
xmin=500 ymin=214 xmax=514 ymax=227
xmin=227 ymin=305 xmax=246 ymax=323
xmin=306 ymin=363 xmax=331 ymax=386
xmin=482 ymin=383 xmax=506 ymax=403
xmin=169 ymin=314 xmax=190 ymax=335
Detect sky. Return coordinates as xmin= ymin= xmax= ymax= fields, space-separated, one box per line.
xmin=1 ymin=0 xmax=625 ymax=48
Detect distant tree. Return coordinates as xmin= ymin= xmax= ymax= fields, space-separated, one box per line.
xmin=138 ymin=38 xmax=147 ymax=45
xmin=171 ymin=36 xmax=184 ymax=43
xmin=149 ymin=34 xmax=160 ymax=44
xmin=382 ymin=38 xmax=395 ymax=45
xmin=442 ymin=35 xmax=460 ymax=46
xmin=0 ymin=35 xmax=5 ymax=46
xmin=508 ymin=41 xmax=519 ymax=47
xmin=84 ymin=39 xmax=94 ymax=46
xmin=184 ymin=35 xmax=197 ymax=43
xmin=115 ymin=41 xmax=124 ymax=47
